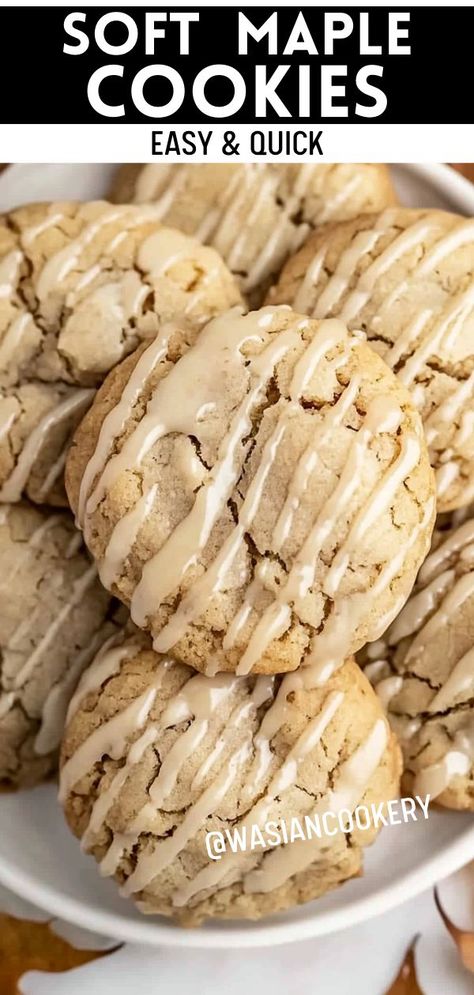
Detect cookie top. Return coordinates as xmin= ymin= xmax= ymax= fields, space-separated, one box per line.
xmin=0 ymin=502 xmax=116 ymax=786
xmin=110 ymin=164 xmax=397 ymax=304
xmin=268 ymin=207 xmax=474 ymax=511
xmin=0 ymin=201 xmax=241 ymax=505
xmin=66 ymin=305 xmax=435 ymax=677
xmin=0 ymin=381 xmax=94 ymax=506
xmin=60 ymin=638 xmax=400 ymax=924
xmin=362 ymin=512 xmax=474 ymax=809
xmin=0 ymin=200 xmax=241 ymax=388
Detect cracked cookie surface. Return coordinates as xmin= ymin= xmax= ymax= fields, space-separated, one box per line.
xmin=268 ymin=207 xmax=474 ymax=511
xmin=60 ymin=638 xmax=400 ymax=924
xmin=0 ymin=200 xmax=241 ymax=505
xmin=0 ymin=502 xmax=117 ymax=787
xmin=110 ymin=164 xmax=397 ymax=305
xmin=66 ymin=305 xmax=435 ymax=677
xmin=360 ymin=510 xmax=474 ymax=810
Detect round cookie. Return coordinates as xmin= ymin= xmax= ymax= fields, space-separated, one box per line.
xmin=268 ymin=207 xmax=474 ymax=511
xmin=361 ymin=511 xmax=474 ymax=810
xmin=60 ymin=637 xmax=401 ymax=925
xmin=0 ymin=200 xmax=241 ymax=505
xmin=110 ymin=164 xmax=397 ymax=304
xmin=1 ymin=200 xmax=242 ymax=387
xmin=0 ymin=502 xmax=116 ymax=787
xmin=66 ymin=305 xmax=435 ymax=677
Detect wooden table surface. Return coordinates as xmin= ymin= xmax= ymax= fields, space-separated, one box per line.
xmin=450 ymin=163 xmax=474 ymax=183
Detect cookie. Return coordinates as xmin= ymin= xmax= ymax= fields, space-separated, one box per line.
xmin=60 ymin=637 xmax=400 ymax=925
xmin=0 ymin=382 xmax=94 ymax=506
xmin=268 ymin=207 xmax=474 ymax=511
xmin=361 ymin=511 xmax=474 ymax=810
xmin=66 ymin=305 xmax=435 ymax=677
xmin=0 ymin=201 xmax=241 ymax=505
xmin=0 ymin=502 xmax=116 ymax=787
xmin=110 ymin=164 xmax=397 ymax=304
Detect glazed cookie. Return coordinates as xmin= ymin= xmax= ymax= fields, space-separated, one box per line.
xmin=361 ymin=512 xmax=474 ymax=810
xmin=110 ymin=164 xmax=397 ymax=304
xmin=0 ymin=382 xmax=94 ymax=506
xmin=1 ymin=200 xmax=242 ymax=387
xmin=60 ymin=638 xmax=400 ymax=924
xmin=0 ymin=201 xmax=241 ymax=504
xmin=66 ymin=306 xmax=435 ymax=677
xmin=0 ymin=502 xmax=116 ymax=787
xmin=268 ymin=207 xmax=474 ymax=511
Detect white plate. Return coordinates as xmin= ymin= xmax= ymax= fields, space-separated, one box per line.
xmin=0 ymin=163 xmax=472 ymax=948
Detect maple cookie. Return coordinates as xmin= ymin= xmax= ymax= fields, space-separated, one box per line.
xmin=0 ymin=503 xmax=117 ymax=787
xmin=269 ymin=207 xmax=474 ymax=511
xmin=66 ymin=305 xmax=435 ymax=678
xmin=0 ymin=201 xmax=241 ymax=506
xmin=60 ymin=638 xmax=400 ymax=925
xmin=361 ymin=511 xmax=474 ymax=810
xmin=110 ymin=164 xmax=397 ymax=305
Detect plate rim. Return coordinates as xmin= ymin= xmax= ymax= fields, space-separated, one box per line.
xmin=0 ymin=161 xmax=473 ymax=948
xmin=0 ymin=820 xmax=472 ymax=948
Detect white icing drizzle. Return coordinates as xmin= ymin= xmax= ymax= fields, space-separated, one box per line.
xmin=413 ymin=748 xmax=471 ymax=801
xmin=243 ymin=165 xmax=315 ymax=291
xmin=85 ymin=307 xmax=273 ymax=520
xmin=0 ymin=691 xmax=16 ymax=719
xmin=21 ymin=210 xmax=66 ymax=247
xmin=0 ymin=250 xmax=23 ymax=298
xmin=300 ymin=212 xmax=474 ymax=504
xmin=339 ymin=219 xmax=441 ymax=324
xmin=425 ymin=370 xmax=474 ymax=447
xmin=398 ymin=284 xmax=474 ymax=389
xmin=77 ymin=304 xmax=427 ymax=682
xmin=323 ymin=431 xmax=420 ymax=597
xmin=0 ymin=511 xmax=62 ymax=591
xmin=131 ymin=164 xmax=373 ymax=295
xmin=236 ymin=395 xmax=413 ymax=676
xmin=292 ymin=248 xmax=326 ymax=314
xmin=222 ymin=561 xmax=272 ymax=652
xmin=59 ymin=675 xmax=164 ymax=803
xmin=12 ymin=564 xmax=97 ymax=690
xmin=136 ymin=226 xmax=221 ymax=284
xmin=375 ymin=675 xmax=403 ymax=709
xmin=61 ymin=629 xmax=393 ymax=908
xmin=405 ymin=572 xmax=474 ymax=665
xmin=33 ymin=204 xmax=166 ymax=301
xmin=369 ymin=511 xmax=474 ymax=801
xmin=126 ymin=315 xmax=301 ymax=630
xmin=363 ymin=659 xmax=388 ymax=682
xmin=388 ymin=569 xmax=455 ymax=644
xmin=77 ymin=331 xmax=171 ymax=526
xmin=428 ymin=647 xmax=474 ymax=713
xmin=242 ymin=718 xmax=387 ymax=895
xmin=311 ymin=212 xmax=395 ymax=319
xmin=34 ymin=627 xmax=109 ymax=756
xmin=151 ymin=319 xmax=350 ymax=654
xmin=35 ymin=448 xmax=69 ymax=504
xmin=122 ymin=742 xmax=252 ymax=896
xmin=99 ymin=484 xmax=159 ymax=590
xmin=66 ymin=636 xmax=142 ymax=725
xmin=172 ymin=689 xmax=345 ymax=907
xmin=317 ymin=173 xmax=362 ymax=224
xmin=303 ymin=496 xmax=435 ymax=688
xmin=0 ymin=312 xmax=37 ymax=370
xmin=0 ymin=388 xmax=94 ymax=502
xmin=0 ymin=397 xmax=18 ymax=444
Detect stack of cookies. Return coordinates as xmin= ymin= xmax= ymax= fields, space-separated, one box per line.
xmin=0 ymin=163 xmax=472 ymax=927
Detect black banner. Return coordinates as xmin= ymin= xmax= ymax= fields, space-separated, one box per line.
xmin=0 ymin=6 xmax=471 ymax=124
